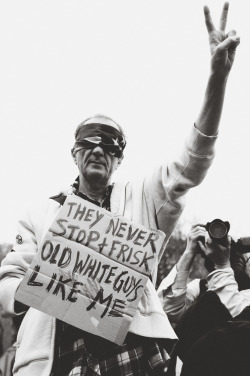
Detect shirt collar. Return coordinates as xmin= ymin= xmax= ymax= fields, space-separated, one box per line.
xmin=71 ymin=176 xmax=113 ymax=210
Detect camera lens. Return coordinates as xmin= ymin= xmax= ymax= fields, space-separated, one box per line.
xmin=209 ymin=221 xmax=228 ymax=239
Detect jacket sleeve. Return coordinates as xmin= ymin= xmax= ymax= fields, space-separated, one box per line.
xmin=157 ymin=265 xmax=200 ymax=325
xmin=0 ymin=208 xmax=38 ymax=316
xmin=145 ymin=125 xmax=217 ymax=254
xmin=206 ymin=268 xmax=250 ymax=317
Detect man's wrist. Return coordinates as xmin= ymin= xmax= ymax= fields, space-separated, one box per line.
xmin=184 ymin=249 xmax=196 ymax=256
xmin=209 ymin=69 xmax=229 ymax=85
xmin=214 ymin=262 xmax=231 ymax=269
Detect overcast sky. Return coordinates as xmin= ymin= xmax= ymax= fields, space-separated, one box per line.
xmin=0 ymin=0 xmax=250 ymax=242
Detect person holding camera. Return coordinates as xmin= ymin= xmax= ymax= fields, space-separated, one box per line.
xmin=158 ymin=221 xmax=250 ymax=375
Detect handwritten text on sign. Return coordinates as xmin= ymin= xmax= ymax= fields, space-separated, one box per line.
xmin=15 ymin=195 xmax=167 ymax=344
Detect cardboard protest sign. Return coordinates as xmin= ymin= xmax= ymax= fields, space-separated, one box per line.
xmin=15 ymin=195 xmax=167 ymax=344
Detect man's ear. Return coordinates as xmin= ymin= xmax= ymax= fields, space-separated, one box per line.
xmin=114 ymin=156 xmax=123 ymax=171
xmin=71 ymin=148 xmax=78 ymax=165
xmin=117 ymin=156 xmax=123 ymax=167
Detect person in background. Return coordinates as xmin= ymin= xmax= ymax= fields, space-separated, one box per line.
xmin=158 ymin=223 xmax=250 ymax=375
xmin=0 ymin=3 xmax=240 ymax=376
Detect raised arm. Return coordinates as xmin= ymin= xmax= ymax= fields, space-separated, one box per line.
xmin=158 ymin=225 xmax=206 ymax=324
xmin=196 ymin=2 xmax=240 ymax=135
xmin=176 ymin=225 xmax=206 ymax=273
xmin=148 ymin=3 xmax=240 ymax=246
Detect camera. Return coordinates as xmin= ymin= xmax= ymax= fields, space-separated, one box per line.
xmin=205 ymin=219 xmax=230 ymax=246
xmin=206 ymin=219 xmax=250 ymax=253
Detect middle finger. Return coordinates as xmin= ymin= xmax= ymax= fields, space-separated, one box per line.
xmin=219 ymin=2 xmax=229 ymax=32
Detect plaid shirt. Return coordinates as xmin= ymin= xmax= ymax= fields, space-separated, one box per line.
xmin=51 ymin=323 xmax=168 ymax=376
xmin=50 ymin=178 xmax=169 ymax=376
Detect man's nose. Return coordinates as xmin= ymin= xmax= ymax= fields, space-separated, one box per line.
xmin=92 ymin=145 xmax=104 ymax=156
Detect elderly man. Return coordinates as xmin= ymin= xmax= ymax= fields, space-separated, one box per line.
xmin=0 ymin=3 xmax=240 ymax=376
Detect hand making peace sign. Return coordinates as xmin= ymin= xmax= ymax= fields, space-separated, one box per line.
xmin=204 ymin=2 xmax=240 ymax=76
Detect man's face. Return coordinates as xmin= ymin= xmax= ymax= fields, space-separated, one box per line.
xmin=74 ymin=144 xmax=121 ymax=186
xmin=72 ymin=116 xmax=125 ymax=188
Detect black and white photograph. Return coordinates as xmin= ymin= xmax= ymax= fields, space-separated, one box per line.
xmin=0 ymin=1 xmax=250 ymax=375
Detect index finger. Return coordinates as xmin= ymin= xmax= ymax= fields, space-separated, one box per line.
xmin=191 ymin=223 xmax=205 ymax=230
xmin=204 ymin=5 xmax=215 ymax=33
xmin=219 ymin=2 xmax=229 ymax=32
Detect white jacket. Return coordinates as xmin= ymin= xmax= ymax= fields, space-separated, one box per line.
xmin=0 ymin=125 xmax=217 ymax=375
